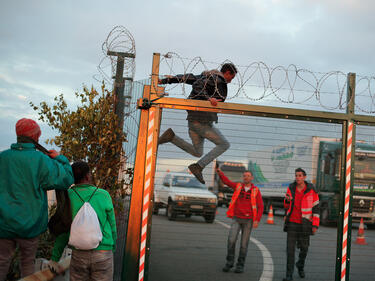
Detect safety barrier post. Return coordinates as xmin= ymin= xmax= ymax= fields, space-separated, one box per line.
xmin=335 ymin=73 xmax=356 ymax=281
xmin=122 ymin=53 xmax=163 ymax=281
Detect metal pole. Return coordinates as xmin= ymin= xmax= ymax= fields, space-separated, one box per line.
xmin=107 ymin=51 xmax=135 ymax=129
xmin=336 ymin=73 xmax=356 ymax=281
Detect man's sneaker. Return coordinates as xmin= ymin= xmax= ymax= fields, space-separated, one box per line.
xmin=282 ymin=277 xmax=293 ymax=281
xmin=222 ymin=263 xmax=233 ymax=272
xmin=188 ymin=163 xmax=205 ymax=184
xmin=234 ymin=264 xmax=244 ymax=273
xmin=158 ymin=128 xmax=175 ymax=145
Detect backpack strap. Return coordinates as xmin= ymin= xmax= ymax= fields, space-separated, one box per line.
xmin=71 ymin=186 xmax=104 ymax=230
xmin=87 ymin=188 xmax=98 ymax=203
xmin=72 ymin=186 xmax=98 ymax=203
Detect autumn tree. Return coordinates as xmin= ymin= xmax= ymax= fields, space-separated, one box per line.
xmin=30 ymin=84 xmax=127 ymax=206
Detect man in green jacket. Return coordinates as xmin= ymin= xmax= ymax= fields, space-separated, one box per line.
xmin=0 ymin=118 xmax=74 ymax=280
xmin=49 ymin=161 xmax=117 ymax=281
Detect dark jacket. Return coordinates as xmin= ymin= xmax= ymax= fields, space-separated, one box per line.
xmin=283 ymin=181 xmax=320 ymax=234
xmin=160 ymin=70 xmax=228 ymax=122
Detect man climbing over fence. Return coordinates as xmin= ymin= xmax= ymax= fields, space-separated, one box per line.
xmin=158 ymin=63 xmax=238 ymax=184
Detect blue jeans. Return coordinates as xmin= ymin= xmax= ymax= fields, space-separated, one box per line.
xmin=171 ymin=120 xmax=230 ymax=168
xmin=227 ymin=218 xmax=253 ymax=265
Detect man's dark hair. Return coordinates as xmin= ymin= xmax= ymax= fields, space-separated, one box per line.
xmin=244 ymin=170 xmax=253 ymax=176
xmin=220 ymin=63 xmax=238 ymax=75
xmin=295 ymin=167 xmax=306 ymax=176
xmin=71 ymin=161 xmax=90 ymax=184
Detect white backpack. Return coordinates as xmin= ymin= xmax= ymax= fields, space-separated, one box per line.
xmin=68 ymin=188 xmax=103 ymax=250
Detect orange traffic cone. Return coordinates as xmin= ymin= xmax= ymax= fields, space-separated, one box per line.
xmin=267 ymin=205 xmax=274 ymax=224
xmin=355 ymin=218 xmax=367 ymax=245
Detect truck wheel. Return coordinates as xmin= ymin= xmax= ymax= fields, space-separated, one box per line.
xmin=218 ymin=202 xmax=223 ymax=207
xmin=153 ymin=206 xmax=159 ymax=215
xmin=204 ymin=214 xmax=215 ymax=223
xmin=263 ymin=199 xmax=269 ymax=214
xmin=320 ymin=205 xmax=329 ymax=226
xmin=167 ymin=203 xmax=176 ymax=221
xmin=185 ymin=214 xmax=192 ymax=218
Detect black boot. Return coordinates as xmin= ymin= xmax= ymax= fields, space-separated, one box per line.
xmin=296 ymin=260 xmax=305 ymax=278
xmin=297 ymin=267 xmax=305 ymax=278
xmin=158 ymin=128 xmax=175 ymax=145
xmin=234 ymin=257 xmax=245 ymax=273
xmin=234 ymin=264 xmax=244 ymax=273
xmin=222 ymin=262 xmax=233 ymax=272
xmin=188 ymin=163 xmax=205 ymax=184
xmin=282 ymin=276 xmax=293 ymax=281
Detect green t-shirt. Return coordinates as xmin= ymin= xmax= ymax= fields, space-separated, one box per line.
xmin=51 ymin=184 xmax=117 ymax=261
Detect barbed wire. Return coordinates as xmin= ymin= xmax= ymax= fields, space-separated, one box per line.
xmin=95 ymin=25 xmax=136 ymax=85
xmin=154 ymin=52 xmax=375 ymax=114
xmin=94 ymin=26 xmax=137 ymax=195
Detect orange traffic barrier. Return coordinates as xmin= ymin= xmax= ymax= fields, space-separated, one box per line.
xmin=355 ymin=217 xmax=367 ymax=245
xmin=266 ymin=205 xmax=274 ymax=224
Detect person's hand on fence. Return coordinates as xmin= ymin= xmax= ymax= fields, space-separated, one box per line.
xmin=209 ymin=97 xmax=219 ymax=106
xmin=159 ymin=75 xmax=174 ymax=84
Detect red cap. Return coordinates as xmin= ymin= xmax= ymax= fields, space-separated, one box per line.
xmin=15 ymin=118 xmax=41 ymax=142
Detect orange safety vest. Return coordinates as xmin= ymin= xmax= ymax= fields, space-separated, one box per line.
xmin=226 ymin=183 xmax=259 ymax=220
xmin=284 ymin=185 xmax=320 ymax=228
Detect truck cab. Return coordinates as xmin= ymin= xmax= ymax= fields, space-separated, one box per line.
xmin=317 ymin=141 xmax=375 ymax=226
xmin=212 ymin=161 xmax=246 ymax=207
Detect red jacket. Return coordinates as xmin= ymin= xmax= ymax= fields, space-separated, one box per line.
xmin=218 ymin=171 xmax=263 ymax=221
xmin=284 ymin=181 xmax=320 ymax=229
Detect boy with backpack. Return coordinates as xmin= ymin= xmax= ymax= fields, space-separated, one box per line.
xmin=49 ymin=161 xmax=117 ymax=281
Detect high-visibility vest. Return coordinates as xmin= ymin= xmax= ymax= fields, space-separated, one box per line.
xmin=284 ymin=185 xmax=320 ymax=228
xmin=226 ymin=183 xmax=259 ymax=220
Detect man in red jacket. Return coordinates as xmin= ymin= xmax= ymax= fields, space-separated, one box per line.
xmin=216 ymin=167 xmax=263 ymax=273
xmin=283 ymin=168 xmax=319 ymax=281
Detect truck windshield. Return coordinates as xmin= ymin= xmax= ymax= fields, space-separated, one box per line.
xmin=172 ymin=176 xmax=206 ymax=189
xmin=354 ymin=156 xmax=375 ymax=180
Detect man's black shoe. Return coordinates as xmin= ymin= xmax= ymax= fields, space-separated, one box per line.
xmin=234 ymin=264 xmax=244 ymax=273
xmin=222 ymin=263 xmax=233 ymax=272
xmin=188 ymin=163 xmax=205 ymax=184
xmin=282 ymin=276 xmax=293 ymax=281
xmin=297 ymin=268 xmax=305 ymax=278
xmin=158 ymin=128 xmax=175 ymax=145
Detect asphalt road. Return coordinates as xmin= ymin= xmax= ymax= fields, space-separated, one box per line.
xmin=148 ymin=207 xmax=375 ymax=281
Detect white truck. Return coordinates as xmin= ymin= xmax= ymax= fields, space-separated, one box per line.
xmin=153 ymin=172 xmax=218 ymax=223
xmin=248 ymin=136 xmax=375 ymax=226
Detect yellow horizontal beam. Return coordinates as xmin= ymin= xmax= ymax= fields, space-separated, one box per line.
xmin=143 ymin=95 xmax=375 ymax=125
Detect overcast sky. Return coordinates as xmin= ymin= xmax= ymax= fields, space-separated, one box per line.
xmin=1 ymin=0 xmax=374 ymax=151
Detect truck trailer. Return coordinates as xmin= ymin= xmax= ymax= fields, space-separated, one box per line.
xmin=248 ymin=136 xmax=375 ymax=226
